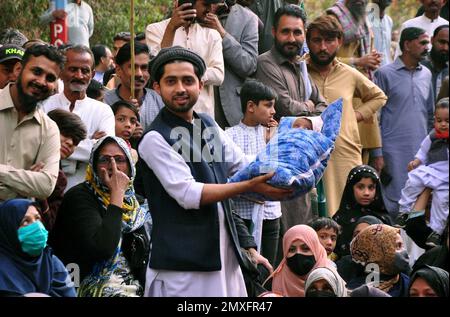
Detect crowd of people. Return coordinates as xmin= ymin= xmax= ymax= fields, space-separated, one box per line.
xmin=0 ymin=0 xmax=448 ymax=298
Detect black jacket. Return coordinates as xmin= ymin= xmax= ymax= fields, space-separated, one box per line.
xmin=49 ymin=183 xmax=123 ymax=280
xmin=413 ymin=245 xmax=449 ymax=273
xmin=139 ymin=108 xmax=256 ymax=271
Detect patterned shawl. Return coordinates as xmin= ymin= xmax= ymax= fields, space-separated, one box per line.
xmin=327 ymin=1 xmax=371 ymax=58
xmin=350 ymin=224 xmax=401 ymax=293
xmin=78 ymin=136 xmax=148 ymax=297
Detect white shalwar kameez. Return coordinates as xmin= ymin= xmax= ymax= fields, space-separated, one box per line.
xmin=140 ymin=128 xmax=249 ymax=297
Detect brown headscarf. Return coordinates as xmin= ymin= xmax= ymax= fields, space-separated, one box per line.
xmin=268 ymin=225 xmax=331 ymax=297
xmin=350 ymin=224 xmax=401 ymax=292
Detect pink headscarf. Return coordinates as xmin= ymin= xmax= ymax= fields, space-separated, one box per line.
xmin=269 ymin=225 xmax=331 ymax=297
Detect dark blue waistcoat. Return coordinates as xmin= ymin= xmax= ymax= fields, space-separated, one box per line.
xmin=427 ymin=130 xmax=448 ymax=165
xmin=138 ymin=108 xmax=245 ymax=271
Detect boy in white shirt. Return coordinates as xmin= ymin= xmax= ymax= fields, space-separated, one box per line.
xmin=225 ymin=80 xmax=281 ymax=266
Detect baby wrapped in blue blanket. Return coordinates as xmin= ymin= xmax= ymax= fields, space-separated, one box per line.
xmin=229 ymin=98 xmax=343 ymax=201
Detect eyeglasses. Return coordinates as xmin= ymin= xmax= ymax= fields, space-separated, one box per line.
xmin=97 ymin=155 xmax=128 ymax=165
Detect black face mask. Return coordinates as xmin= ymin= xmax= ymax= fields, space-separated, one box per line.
xmin=393 ymin=249 xmax=411 ymax=274
xmin=286 ymin=253 xmax=316 ymax=276
xmin=306 ymin=290 xmax=337 ymax=297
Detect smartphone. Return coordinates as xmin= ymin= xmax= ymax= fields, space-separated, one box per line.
xmin=178 ymin=0 xmax=195 ymax=7
xmin=178 ymin=0 xmax=196 ymax=22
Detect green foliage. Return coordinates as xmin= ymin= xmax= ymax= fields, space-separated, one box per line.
xmin=0 ymin=0 xmax=173 ymax=47
xmin=0 ymin=0 xmax=51 ymax=42
xmin=303 ymin=0 xmax=336 ymax=21
xmin=88 ymin=0 xmax=172 ymax=46
xmin=386 ymin=0 xmax=422 ymax=30
xmin=0 ymin=0 xmax=423 ymax=48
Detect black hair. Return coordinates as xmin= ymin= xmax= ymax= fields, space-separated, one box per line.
xmin=21 ymin=44 xmax=65 ymax=70
xmin=400 ymin=27 xmax=426 ymax=51
xmin=135 ymin=32 xmax=146 ymax=42
xmin=306 ymin=14 xmax=343 ymax=42
xmin=308 ymin=217 xmax=341 ymax=235
xmin=23 ymin=39 xmax=47 ymax=50
xmin=91 ymin=44 xmax=109 ymax=67
xmin=57 ymin=43 xmax=73 ymax=51
xmin=113 ymin=32 xmax=131 ymax=42
xmin=274 ymin=4 xmax=307 ymax=30
xmin=240 ymin=79 xmax=277 ymax=113
xmin=115 ymin=42 xmax=149 ymax=66
xmin=86 ymin=80 xmax=105 ymax=101
xmin=102 ymin=68 xmax=115 ymax=86
xmin=433 ymin=24 xmax=449 ymax=38
xmin=111 ymin=100 xmax=140 ymax=119
xmin=47 ymin=109 xmax=87 ymax=146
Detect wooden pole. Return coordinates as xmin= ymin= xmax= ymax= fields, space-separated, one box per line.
xmin=130 ymin=0 xmax=135 ymax=100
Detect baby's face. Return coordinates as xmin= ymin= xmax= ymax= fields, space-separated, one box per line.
xmin=292 ymin=118 xmax=312 ymax=130
xmin=435 ymin=107 xmax=449 ymax=133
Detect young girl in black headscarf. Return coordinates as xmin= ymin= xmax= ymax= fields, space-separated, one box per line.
xmin=333 ymin=165 xmax=392 ymax=258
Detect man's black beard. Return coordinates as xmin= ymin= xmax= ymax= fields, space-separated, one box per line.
xmin=164 ymin=96 xmax=196 ymax=113
xmin=310 ymin=51 xmax=337 ymax=66
xmin=430 ymin=47 xmax=449 ymax=65
xmin=274 ymin=39 xmax=301 ymax=59
xmin=16 ymin=77 xmax=40 ymax=114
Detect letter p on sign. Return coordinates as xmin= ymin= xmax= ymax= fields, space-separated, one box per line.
xmin=50 ymin=18 xmax=67 ymax=47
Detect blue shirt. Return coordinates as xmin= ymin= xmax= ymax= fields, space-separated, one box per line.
xmin=375 ymin=57 xmax=434 ymax=140
xmin=104 ymin=86 xmax=164 ymax=132
xmin=374 ymin=57 xmax=434 ymax=213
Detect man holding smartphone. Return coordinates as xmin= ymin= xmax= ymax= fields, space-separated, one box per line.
xmin=146 ymin=0 xmax=225 ymax=118
xmin=200 ymin=0 xmax=260 ymax=128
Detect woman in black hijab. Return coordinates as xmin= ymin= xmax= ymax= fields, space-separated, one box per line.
xmin=409 ymin=265 xmax=449 ymax=297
